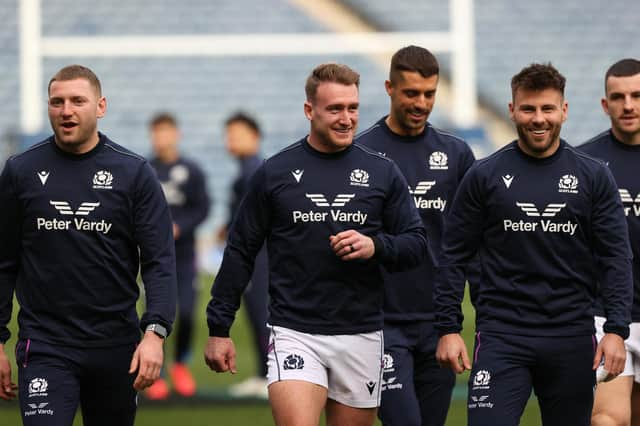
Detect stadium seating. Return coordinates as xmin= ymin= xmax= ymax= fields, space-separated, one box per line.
xmin=343 ymin=0 xmax=640 ymax=145
xmin=3 ymin=0 xmax=636 ymax=230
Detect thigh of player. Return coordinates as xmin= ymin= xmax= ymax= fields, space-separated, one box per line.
xmin=378 ymin=324 xmax=420 ymax=426
xmin=79 ymin=343 xmax=138 ymax=426
xmin=16 ymin=339 xmax=81 ymax=426
xmin=532 ymin=334 xmax=596 ymax=426
xmin=413 ymin=321 xmax=455 ymax=426
xmin=467 ymin=332 xmax=535 ymax=426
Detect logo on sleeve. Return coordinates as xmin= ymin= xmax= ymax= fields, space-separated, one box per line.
xmin=92 ymin=170 xmax=113 ymax=189
xmin=429 ymin=151 xmax=448 ymax=170
xmin=37 ymin=171 xmax=50 ymax=186
xmin=558 ymin=174 xmax=578 ymax=194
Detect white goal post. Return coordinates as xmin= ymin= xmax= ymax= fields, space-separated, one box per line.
xmin=19 ymin=0 xmax=477 ymax=134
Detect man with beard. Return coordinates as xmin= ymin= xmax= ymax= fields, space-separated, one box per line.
xmin=0 ymin=65 xmax=176 ymax=425
xmin=204 ymin=63 xmax=428 ymax=426
xmin=579 ymin=58 xmax=640 ymax=426
xmin=435 ymin=63 xmax=632 ymax=426
xmin=357 ymin=45 xmax=475 ymax=426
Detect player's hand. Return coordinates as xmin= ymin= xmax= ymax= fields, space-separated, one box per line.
xmin=204 ymin=337 xmax=237 ymax=374
xmin=0 ymin=344 xmax=17 ymax=400
xmin=593 ymin=333 xmax=626 ymax=380
xmin=329 ymin=230 xmax=375 ymax=261
xmin=436 ymin=333 xmax=471 ymax=374
xmin=172 ymin=222 xmax=181 ymax=240
xmin=129 ymin=332 xmax=164 ymax=391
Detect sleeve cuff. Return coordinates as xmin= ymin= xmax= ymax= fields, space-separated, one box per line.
xmin=208 ymin=325 xmax=231 ymax=338
xmin=603 ymin=323 xmax=630 ymax=340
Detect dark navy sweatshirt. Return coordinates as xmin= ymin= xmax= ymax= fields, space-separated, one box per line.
xmin=207 ymin=138 xmax=428 ymax=336
xmin=150 ymin=156 xmax=210 ymax=259
xmin=435 ymin=140 xmax=632 ymax=338
xmin=357 ymin=118 xmax=475 ymax=322
xmin=579 ymin=130 xmax=640 ymax=322
xmin=0 ymin=133 xmax=176 ymax=347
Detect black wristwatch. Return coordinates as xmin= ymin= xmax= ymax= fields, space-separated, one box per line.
xmin=146 ymin=323 xmax=167 ymax=339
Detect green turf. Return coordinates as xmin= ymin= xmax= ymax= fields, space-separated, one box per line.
xmin=0 ymin=275 xmax=543 ymax=425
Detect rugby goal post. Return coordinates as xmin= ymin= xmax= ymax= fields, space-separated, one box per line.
xmin=19 ymin=0 xmax=477 ymax=134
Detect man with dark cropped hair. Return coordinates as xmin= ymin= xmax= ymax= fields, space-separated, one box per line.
xmin=579 ymin=58 xmax=640 ymax=426
xmin=357 ymin=45 xmax=475 ymax=426
xmin=0 ymin=64 xmax=176 ymax=425
xmin=436 ymin=63 xmax=631 ymax=426
xmin=205 ymin=63 xmax=428 ymax=426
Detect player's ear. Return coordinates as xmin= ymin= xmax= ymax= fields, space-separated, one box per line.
xmin=97 ymin=96 xmax=107 ymax=119
xmin=601 ymin=97 xmax=610 ymax=116
xmin=304 ymin=100 xmax=313 ymax=121
xmin=561 ymin=100 xmax=568 ymax=123
xmin=384 ymin=80 xmax=393 ymax=96
xmin=508 ymin=102 xmax=515 ymax=122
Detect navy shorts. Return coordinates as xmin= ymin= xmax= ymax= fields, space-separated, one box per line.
xmin=468 ymin=332 xmax=596 ymax=426
xmin=379 ymin=321 xmax=455 ymax=426
xmin=16 ymin=339 xmax=137 ymax=426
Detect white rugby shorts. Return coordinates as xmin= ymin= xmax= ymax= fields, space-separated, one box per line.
xmin=266 ymin=325 xmax=383 ymax=408
xmin=595 ymin=316 xmax=640 ymax=381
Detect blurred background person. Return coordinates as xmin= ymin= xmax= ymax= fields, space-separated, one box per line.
xmin=147 ymin=112 xmax=210 ymax=399
xmin=218 ymin=112 xmax=269 ymax=399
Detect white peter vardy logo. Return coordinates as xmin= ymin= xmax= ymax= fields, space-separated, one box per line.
xmin=619 ymin=189 xmax=640 ymax=217
xmin=37 ymin=171 xmax=50 ymax=185
xmin=36 ymin=201 xmax=112 ymax=234
xmin=92 ymin=170 xmax=113 ymax=189
xmin=409 ymin=181 xmax=446 ymax=211
xmin=516 ymin=202 xmax=566 ymax=217
xmin=306 ymin=193 xmax=355 ymax=207
xmin=291 ymin=169 xmax=304 ymax=183
xmin=292 ymin=193 xmax=367 ymax=225
xmin=50 ymin=201 xmax=100 ymax=216
xmin=409 ymin=181 xmax=436 ymax=195
xmin=504 ymin=201 xmax=577 ymax=235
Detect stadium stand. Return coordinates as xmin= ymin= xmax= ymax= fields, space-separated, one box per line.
xmin=2 ymin=0 xmax=455 ymax=231
xmin=342 ymin=0 xmax=640 ymax=144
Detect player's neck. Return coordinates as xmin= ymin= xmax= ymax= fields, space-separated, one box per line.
xmin=611 ymin=127 xmax=640 ymax=146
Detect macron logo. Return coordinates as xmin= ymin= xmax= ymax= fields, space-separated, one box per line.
xmin=502 ymin=174 xmax=514 ymax=188
xmin=516 ymin=202 xmax=566 ymax=218
xmin=291 ymin=169 xmax=304 ymax=183
xmin=37 ymin=171 xmax=50 ymax=186
xmin=306 ymin=193 xmax=355 ymax=207
xmin=50 ymin=201 xmax=100 ymax=216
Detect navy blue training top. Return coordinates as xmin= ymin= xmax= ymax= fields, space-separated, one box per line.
xmin=207 ymin=137 xmax=428 ymax=336
xmin=435 ymin=140 xmax=632 ymax=338
xmin=0 ymin=133 xmax=177 ymax=347
xmin=579 ymin=130 xmax=640 ymax=322
xmin=150 ymin=156 xmax=210 ymax=258
xmin=356 ymin=118 xmax=475 ymax=322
